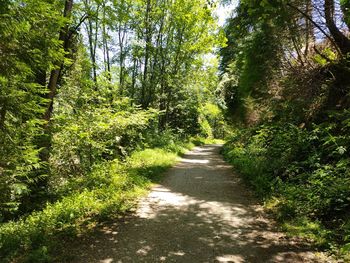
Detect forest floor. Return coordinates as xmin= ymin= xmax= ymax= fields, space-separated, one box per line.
xmin=55 ymin=145 xmax=331 ymax=263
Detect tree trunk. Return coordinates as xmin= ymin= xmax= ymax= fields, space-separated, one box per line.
xmin=37 ymin=0 xmax=74 ymax=199
xmin=84 ymin=1 xmax=99 ymax=85
xmin=88 ymin=20 xmax=97 ymax=83
xmin=147 ymin=13 xmax=165 ymax=107
xmin=287 ymin=2 xmax=342 ymax=56
xmin=104 ymin=34 xmax=111 ymax=80
xmin=44 ymin=0 xmax=74 ymax=121
xmin=118 ymin=23 xmax=126 ymax=95
xmin=102 ymin=3 xmax=111 ymax=81
xmin=141 ymin=0 xmax=152 ymax=108
xmin=324 ymin=0 xmax=350 ymax=55
xmin=0 ymin=102 xmax=6 ymax=130
xmin=130 ymin=58 xmax=138 ymax=105
xmin=304 ymin=0 xmax=313 ymax=58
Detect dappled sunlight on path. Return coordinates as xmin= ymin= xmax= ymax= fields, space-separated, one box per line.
xmin=62 ymin=145 xmax=325 ymax=263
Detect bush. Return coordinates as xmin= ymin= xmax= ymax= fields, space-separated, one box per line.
xmin=0 ymin=136 xmax=195 ymax=262
xmin=50 ymin=101 xmax=159 ymax=179
xmin=223 ymin=114 xmax=350 ymax=254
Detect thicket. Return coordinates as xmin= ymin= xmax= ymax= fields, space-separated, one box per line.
xmin=220 ymin=0 xmax=350 ymax=259
xmin=0 ymin=0 xmax=225 ymax=261
xmin=0 ymin=135 xmax=205 ymax=262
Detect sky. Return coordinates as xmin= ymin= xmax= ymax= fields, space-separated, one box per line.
xmin=201 ymin=1 xmax=237 ymax=63
xmin=93 ymin=1 xmax=239 ymax=70
xmin=214 ymin=1 xmax=238 ymax=27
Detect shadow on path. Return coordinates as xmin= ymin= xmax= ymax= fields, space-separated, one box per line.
xmin=59 ymin=145 xmax=324 ymax=263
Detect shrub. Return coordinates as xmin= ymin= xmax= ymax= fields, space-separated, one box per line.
xmin=0 ymin=136 xmax=194 ymax=262
xmin=223 ymin=113 xmax=350 ymax=253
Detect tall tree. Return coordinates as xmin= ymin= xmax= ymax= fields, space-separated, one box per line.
xmin=45 ymin=0 xmax=75 ymax=122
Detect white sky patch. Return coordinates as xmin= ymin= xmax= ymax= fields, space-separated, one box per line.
xmin=214 ymin=1 xmax=238 ymax=27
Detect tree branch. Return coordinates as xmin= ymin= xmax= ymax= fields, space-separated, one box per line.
xmin=67 ymin=13 xmax=89 ymax=41
xmin=324 ymin=0 xmax=350 ymax=55
xmin=286 ymin=2 xmax=343 ymax=57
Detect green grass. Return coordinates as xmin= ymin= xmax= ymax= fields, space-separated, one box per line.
xmin=190 ymin=136 xmax=225 ymax=145
xmin=0 ymin=138 xmax=200 ymax=263
xmin=280 ymin=217 xmax=330 ymax=247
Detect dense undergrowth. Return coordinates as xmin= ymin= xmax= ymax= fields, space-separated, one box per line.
xmin=223 ymin=116 xmax=350 ymax=260
xmin=0 ymin=134 xmax=213 ymax=263
xmin=218 ymin=1 xmax=350 ymax=260
xmin=0 ymin=0 xmax=223 ymax=236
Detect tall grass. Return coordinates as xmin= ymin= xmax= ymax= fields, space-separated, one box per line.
xmin=0 ymin=137 xmax=203 ymax=262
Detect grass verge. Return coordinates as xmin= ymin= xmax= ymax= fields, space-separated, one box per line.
xmin=0 ymin=137 xmax=204 ymax=263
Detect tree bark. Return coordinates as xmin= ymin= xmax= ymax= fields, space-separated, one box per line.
xmin=141 ymin=0 xmax=152 ymax=108
xmin=118 ymin=23 xmax=127 ymax=95
xmin=304 ymin=0 xmax=313 ymax=58
xmin=84 ymin=0 xmax=99 ymax=85
xmin=102 ymin=2 xmax=111 ymax=81
xmin=130 ymin=58 xmax=138 ymax=104
xmin=0 ymin=103 xmax=6 ymax=130
xmin=44 ymin=0 xmax=74 ymax=122
xmin=146 ymin=12 xmax=165 ymax=107
xmin=287 ymin=2 xmax=342 ymax=56
xmin=324 ymin=0 xmax=350 ymax=55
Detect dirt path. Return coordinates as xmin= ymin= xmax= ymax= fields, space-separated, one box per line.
xmin=63 ymin=145 xmax=327 ymax=263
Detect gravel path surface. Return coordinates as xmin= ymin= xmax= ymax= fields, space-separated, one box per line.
xmin=63 ymin=145 xmax=327 ymax=263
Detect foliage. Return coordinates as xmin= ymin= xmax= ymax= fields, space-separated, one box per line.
xmin=0 ymin=0 xmax=224 ymax=221
xmin=219 ymin=0 xmax=350 ymax=259
xmin=51 ymin=100 xmax=158 ymax=178
xmin=0 ymin=0 xmax=65 ymax=220
xmin=0 ymin=0 xmax=221 ymax=260
xmin=0 ymin=136 xmax=199 ymax=262
xmin=199 ymin=102 xmax=226 ymax=138
xmin=223 ymin=113 xmax=350 ymax=257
